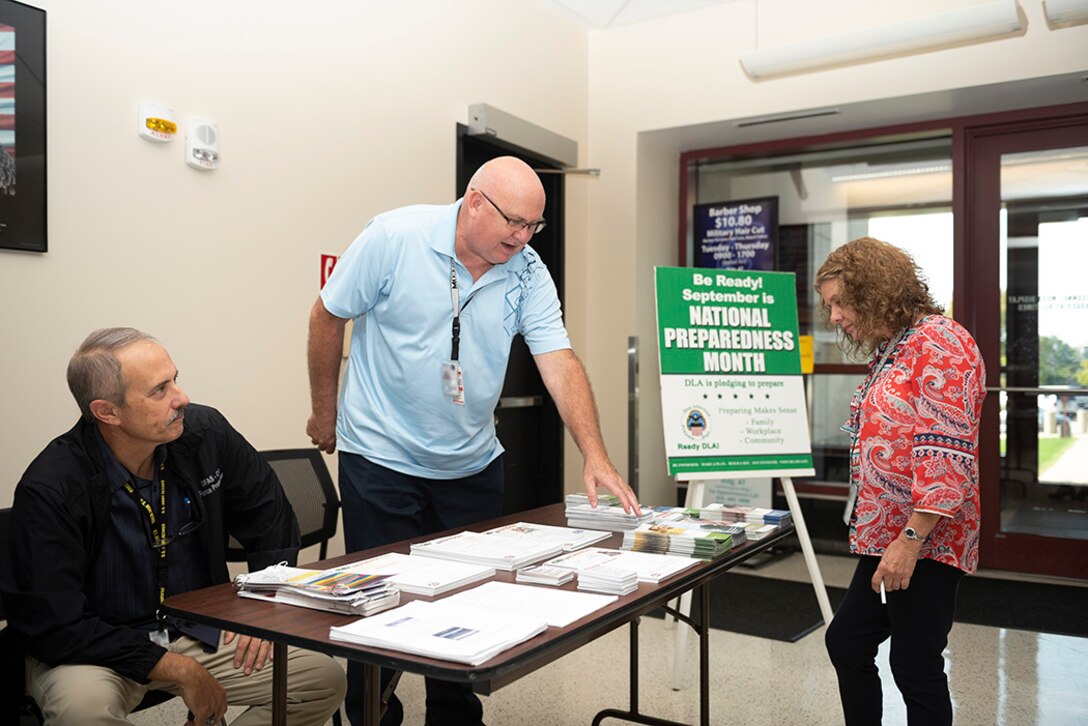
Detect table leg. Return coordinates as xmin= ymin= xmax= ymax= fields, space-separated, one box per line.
xmin=363 ymin=662 xmax=381 ymax=726
xmin=272 ymin=642 xmax=287 ymax=726
xmin=699 ymin=583 xmax=709 ymax=726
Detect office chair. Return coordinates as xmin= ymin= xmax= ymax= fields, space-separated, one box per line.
xmin=227 ymin=448 xmax=340 ymax=562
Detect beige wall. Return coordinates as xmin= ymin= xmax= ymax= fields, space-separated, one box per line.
xmin=2 ymin=0 xmax=1085 ymax=555
xmin=0 ymin=0 xmax=590 ymax=561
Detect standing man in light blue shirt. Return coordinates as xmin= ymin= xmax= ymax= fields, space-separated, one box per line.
xmin=307 ymin=156 xmax=638 ymax=726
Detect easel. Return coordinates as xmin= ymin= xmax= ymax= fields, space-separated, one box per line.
xmin=667 ymin=475 xmax=834 ymax=690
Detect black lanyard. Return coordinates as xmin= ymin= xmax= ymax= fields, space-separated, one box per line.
xmin=122 ymin=462 xmax=169 ymax=608
xmin=449 ymin=259 xmax=478 ymax=361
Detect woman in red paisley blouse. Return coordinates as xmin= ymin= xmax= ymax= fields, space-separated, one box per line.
xmin=816 ymin=237 xmax=985 ymax=726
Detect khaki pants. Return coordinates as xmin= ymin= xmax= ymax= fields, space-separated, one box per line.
xmin=28 ymin=632 xmax=345 ymax=726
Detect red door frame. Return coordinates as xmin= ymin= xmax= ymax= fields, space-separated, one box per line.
xmin=963 ymin=113 xmax=1088 ymax=578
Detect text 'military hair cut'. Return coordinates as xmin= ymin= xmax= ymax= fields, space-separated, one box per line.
xmin=67 ymin=327 xmax=158 ymax=422
xmin=814 ymin=237 xmax=943 ymax=357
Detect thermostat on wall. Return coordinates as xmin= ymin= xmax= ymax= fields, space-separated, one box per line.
xmin=138 ymin=102 xmax=177 ymax=142
xmin=186 ymin=118 xmax=219 ymax=171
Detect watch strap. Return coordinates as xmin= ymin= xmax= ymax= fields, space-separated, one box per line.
xmin=903 ymin=526 xmax=927 ymax=542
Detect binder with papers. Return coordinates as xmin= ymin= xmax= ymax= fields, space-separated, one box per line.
xmin=234 ymin=563 xmax=400 ymax=616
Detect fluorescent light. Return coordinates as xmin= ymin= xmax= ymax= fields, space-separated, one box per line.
xmin=733 ymin=108 xmax=841 ymax=127
xmin=1044 ymin=0 xmax=1088 ymax=26
xmin=740 ymin=0 xmax=1023 ymax=80
xmin=830 ymin=163 xmax=952 ymax=182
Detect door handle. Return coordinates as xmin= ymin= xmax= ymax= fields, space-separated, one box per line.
xmin=495 ymin=396 xmax=544 ymax=409
xmin=494 ymin=396 xmax=544 ymax=426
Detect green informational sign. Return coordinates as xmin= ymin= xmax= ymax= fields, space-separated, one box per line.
xmin=655 ymin=266 xmax=815 ymax=478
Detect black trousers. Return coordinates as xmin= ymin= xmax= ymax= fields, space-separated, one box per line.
xmin=825 ymin=555 xmax=964 ymax=726
xmin=339 ymin=452 xmax=504 ymax=726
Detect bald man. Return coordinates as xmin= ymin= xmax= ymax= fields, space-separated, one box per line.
xmin=307 ymin=156 xmax=637 ymax=725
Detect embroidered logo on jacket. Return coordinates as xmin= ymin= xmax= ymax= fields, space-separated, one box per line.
xmin=198 ymin=468 xmax=223 ymax=497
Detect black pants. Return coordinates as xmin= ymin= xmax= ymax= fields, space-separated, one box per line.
xmin=339 ymin=452 xmax=504 ymax=726
xmin=825 ymin=555 xmax=964 ymax=726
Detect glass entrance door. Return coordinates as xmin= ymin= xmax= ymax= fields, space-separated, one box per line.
xmin=970 ymin=118 xmax=1088 ymax=579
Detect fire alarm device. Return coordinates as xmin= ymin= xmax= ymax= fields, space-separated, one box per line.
xmin=138 ymin=102 xmax=177 ymax=142
xmin=185 ymin=118 xmax=219 ymax=171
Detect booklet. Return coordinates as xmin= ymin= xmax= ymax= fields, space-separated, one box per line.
xmin=234 ymin=563 xmax=399 ymax=616
xmin=329 ymin=598 xmax=547 ymax=666
xmin=334 ymin=552 xmax=495 ymax=597
xmin=481 ymin=521 xmax=612 ymax=552
xmin=409 ymin=530 xmax=562 ymax=571
xmin=441 ymin=581 xmax=617 ymax=628
xmin=542 ymin=547 xmax=699 ymax=584
xmin=237 ymin=584 xmax=401 ymax=617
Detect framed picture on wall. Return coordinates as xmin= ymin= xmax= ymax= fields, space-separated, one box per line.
xmin=0 ymin=0 xmax=45 ymax=253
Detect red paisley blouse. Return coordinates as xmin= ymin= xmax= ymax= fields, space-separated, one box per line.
xmin=845 ymin=314 xmax=986 ymax=573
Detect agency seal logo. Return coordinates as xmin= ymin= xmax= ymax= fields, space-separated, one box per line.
xmin=682 ymin=406 xmax=710 ymax=440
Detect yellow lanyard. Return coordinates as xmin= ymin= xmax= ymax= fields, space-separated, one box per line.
xmin=122 ymin=462 xmax=168 ymax=607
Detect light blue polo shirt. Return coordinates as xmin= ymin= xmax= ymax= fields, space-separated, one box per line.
xmin=321 ymin=200 xmax=571 ymax=479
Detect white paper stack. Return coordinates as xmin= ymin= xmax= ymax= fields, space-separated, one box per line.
xmin=515 ymin=564 xmax=574 ymax=587
xmin=329 ymin=598 xmax=547 ymax=666
xmin=742 ymin=507 xmax=773 ymax=523
xmin=442 ymin=581 xmax=616 ymax=628
xmin=410 ymin=530 xmax=561 ymax=571
xmin=335 ymin=552 xmax=495 ymax=597
xmin=564 ymin=499 xmax=655 ymax=533
xmin=745 ymin=523 xmax=779 ymax=541
xmin=481 ymin=521 xmax=612 ymax=552
xmin=577 ymin=566 xmax=638 ymax=596
xmin=542 ymin=547 xmax=699 ymax=584
xmin=700 ymin=502 xmax=725 ymax=520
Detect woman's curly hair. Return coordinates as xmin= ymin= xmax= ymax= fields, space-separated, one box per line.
xmin=814 ymin=237 xmax=943 ymax=357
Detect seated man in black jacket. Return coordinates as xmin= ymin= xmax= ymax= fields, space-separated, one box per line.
xmin=1 ymin=328 xmax=346 ymax=726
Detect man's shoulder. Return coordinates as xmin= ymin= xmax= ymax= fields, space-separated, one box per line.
xmin=174 ymin=403 xmax=240 ymax=452
xmin=18 ymin=419 xmax=99 ymax=497
xmin=178 ymin=402 xmax=227 ymax=432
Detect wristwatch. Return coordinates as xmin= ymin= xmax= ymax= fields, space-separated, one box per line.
xmin=903 ymin=526 xmax=927 ymax=542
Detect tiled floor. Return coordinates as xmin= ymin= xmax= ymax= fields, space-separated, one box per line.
xmin=131 ymin=551 xmax=1088 ymax=725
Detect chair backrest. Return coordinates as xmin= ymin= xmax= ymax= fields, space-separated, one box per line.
xmin=227 ymin=449 xmax=340 ymax=562
xmin=0 ymin=507 xmax=10 ymax=621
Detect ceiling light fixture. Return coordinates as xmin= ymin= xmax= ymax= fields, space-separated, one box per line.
xmin=830 ymin=163 xmax=952 ymax=182
xmin=734 ymin=108 xmax=841 ymax=127
xmin=534 ymin=168 xmax=601 ymax=176
xmin=739 ymin=0 xmax=1023 ymax=80
xmin=1044 ymin=0 xmax=1088 ymax=26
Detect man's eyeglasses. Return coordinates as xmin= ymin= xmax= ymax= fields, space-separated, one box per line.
xmin=146 ymin=496 xmax=204 ymax=550
xmin=474 ymin=188 xmax=546 ymax=236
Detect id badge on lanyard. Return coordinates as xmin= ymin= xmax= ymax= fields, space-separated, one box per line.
xmin=445 ymin=259 xmax=466 ymax=405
